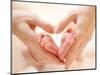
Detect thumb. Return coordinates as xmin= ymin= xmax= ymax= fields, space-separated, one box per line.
xmin=55 ymin=13 xmax=76 ymax=33
xmin=25 ymin=15 xmax=54 ymax=33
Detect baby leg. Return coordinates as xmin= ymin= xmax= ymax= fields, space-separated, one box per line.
xmin=37 ymin=34 xmax=58 ymax=56
xmin=58 ymin=29 xmax=75 ymax=62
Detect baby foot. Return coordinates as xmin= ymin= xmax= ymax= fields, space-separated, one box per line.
xmin=37 ymin=34 xmax=58 ymax=56
xmin=58 ymin=28 xmax=76 ymax=62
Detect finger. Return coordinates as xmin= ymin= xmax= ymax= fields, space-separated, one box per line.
xmin=55 ymin=13 xmax=76 ymax=33
xmin=64 ymin=32 xmax=89 ymax=69
xmin=26 ymin=17 xmax=54 ymax=33
xmin=13 ymin=22 xmax=36 ymax=40
xmin=13 ymin=10 xmax=54 ymax=33
xmin=22 ymin=48 xmax=44 ymax=70
xmin=13 ymin=22 xmax=62 ymax=65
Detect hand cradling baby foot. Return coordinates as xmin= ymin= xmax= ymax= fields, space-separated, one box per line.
xmin=37 ymin=34 xmax=58 ymax=56
xmin=37 ymin=28 xmax=76 ymax=62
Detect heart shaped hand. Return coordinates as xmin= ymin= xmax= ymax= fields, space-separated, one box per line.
xmin=13 ymin=3 xmax=95 ymax=70
xmin=37 ymin=28 xmax=76 ymax=62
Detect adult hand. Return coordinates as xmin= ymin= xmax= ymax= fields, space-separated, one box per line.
xmin=56 ymin=6 xmax=95 ymax=69
xmin=12 ymin=2 xmax=63 ymax=71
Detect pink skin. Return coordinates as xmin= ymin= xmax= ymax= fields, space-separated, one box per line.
xmin=37 ymin=34 xmax=58 ymax=56
xmin=58 ymin=30 xmax=75 ymax=62
xmin=37 ymin=28 xmax=75 ymax=62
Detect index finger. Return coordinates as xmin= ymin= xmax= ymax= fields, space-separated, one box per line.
xmin=55 ymin=13 xmax=76 ymax=33
xmin=13 ymin=10 xmax=54 ymax=33
xmin=26 ymin=15 xmax=54 ymax=33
